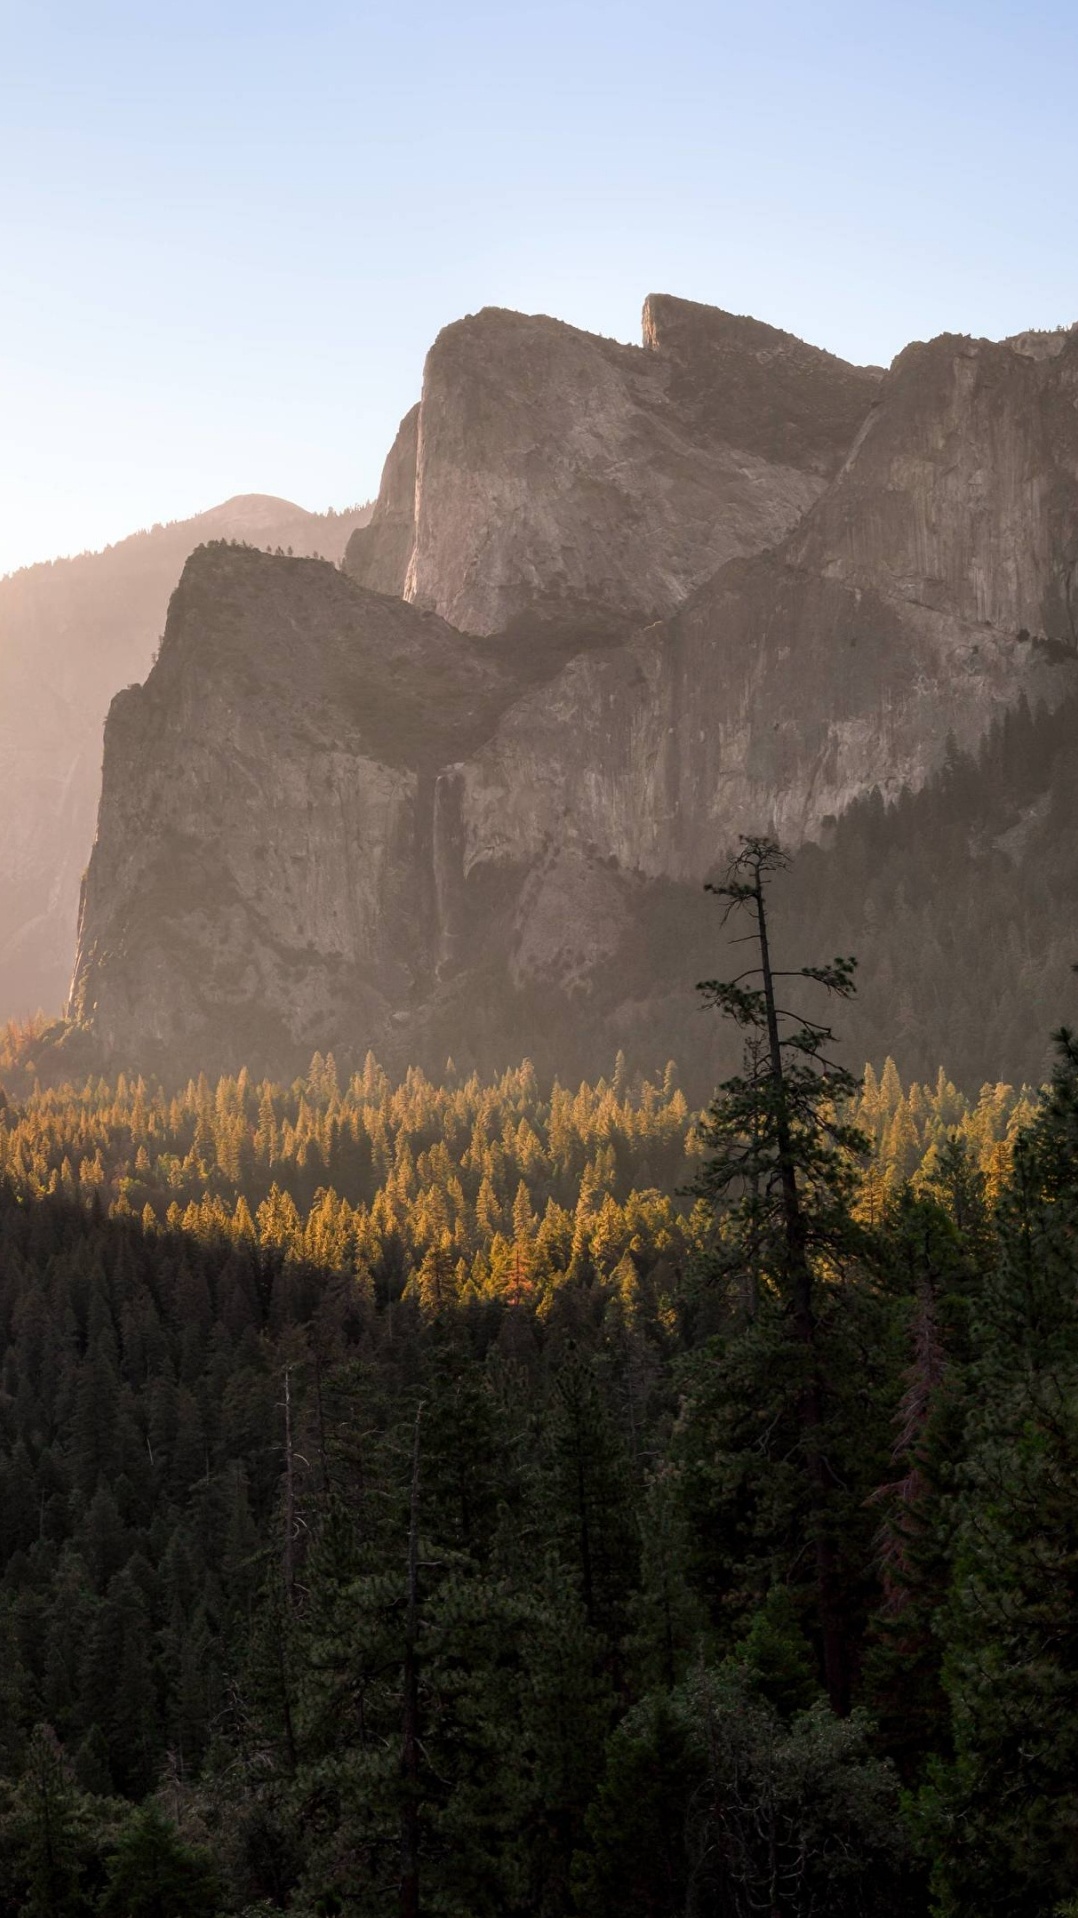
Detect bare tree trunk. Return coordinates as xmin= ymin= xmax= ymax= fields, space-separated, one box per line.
xmin=400 ymin=1404 xmax=424 ymax=1918
xmin=313 ymin=1348 xmax=330 ymax=1498
xmin=752 ymin=874 xmax=848 ymax=1714
xmin=752 ymin=871 xmax=810 ymax=1322
xmin=282 ymin=1363 xmax=296 ymax=1604
xmin=277 ymin=1620 xmax=298 ymax=1775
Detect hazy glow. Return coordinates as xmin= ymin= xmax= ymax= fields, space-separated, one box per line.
xmin=2 ymin=0 xmax=1077 ymax=576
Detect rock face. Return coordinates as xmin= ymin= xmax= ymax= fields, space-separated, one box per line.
xmin=69 ymin=547 xmax=561 ymax=1065
xmin=69 ymin=303 xmax=1078 ymax=1082
xmin=344 ymin=406 xmax=419 ymax=598
xmin=345 ymin=296 xmax=882 ymax=635
xmin=0 ymin=497 xmax=370 ymax=1022
xmin=453 ymin=327 xmax=1078 ymax=891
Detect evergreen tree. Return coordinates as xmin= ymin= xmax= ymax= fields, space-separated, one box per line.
xmin=691 ymin=837 xmax=869 ymax=1709
xmin=97 ymin=1803 xmax=219 ymax=1918
xmin=577 ymin=1668 xmax=913 ymax=1918
xmin=0 ymin=1725 xmax=97 ymax=1918
xmin=923 ymin=1030 xmax=1078 ymax=1914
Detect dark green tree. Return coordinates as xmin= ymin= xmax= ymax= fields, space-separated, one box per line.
xmin=690 ymin=836 xmax=869 ymax=1709
xmin=863 ymin=1184 xmax=978 ymax=1781
xmin=97 ymin=1803 xmax=219 ymax=1918
xmin=576 ymin=1668 xmax=914 ymax=1918
xmin=0 ymin=1724 xmax=97 ymax=1918
xmin=923 ymin=1029 xmax=1078 ymax=1914
xmin=694 ymin=836 xmax=866 ymax=1313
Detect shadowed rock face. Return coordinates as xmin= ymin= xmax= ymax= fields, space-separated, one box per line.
xmin=345 ymin=295 xmax=882 ymax=636
xmin=68 ymin=547 xmax=571 ymax=1065
xmin=790 ymin=330 xmax=1078 ymax=637
xmin=457 ymin=328 xmax=1078 ymax=884
xmin=70 ymin=308 xmax=1078 ymax=1080
xmin=640 ymin=293 xmax=885 ymax=474
xmin=0 ymin=495 xmax=370 ymax=1022
xmin=343 ymin=406 xmax=419 ymax=598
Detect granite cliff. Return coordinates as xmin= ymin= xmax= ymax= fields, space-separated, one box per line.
xmin=0 ymin=496 xmax=370 ymax=1024
xmin=67 ymin=299 xmax=1078 ymax=1083
xmin=461 ymin=326 xmax=1078 ymax=892
xmin=345 ymin=296 xmax=881 ymax=635
xmin=69 ymin=547 xmax=567 ymax=1065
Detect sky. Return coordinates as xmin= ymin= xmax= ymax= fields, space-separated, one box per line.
xmin=2 ymin=0 xmax=1078 ymax=578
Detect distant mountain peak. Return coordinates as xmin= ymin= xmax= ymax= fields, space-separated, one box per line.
xmin=192 ymin=494 xmax=340 ymax=537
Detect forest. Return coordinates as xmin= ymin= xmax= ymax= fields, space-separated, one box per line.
xmin=772 ymin=687 xmax=1078 ymax=1090
xmin=0 ymin=844 xmax=1075 ymax=1917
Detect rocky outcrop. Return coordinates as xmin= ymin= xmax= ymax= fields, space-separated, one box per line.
xmin=0 ymin=495 xmax=370 ymax=1023
xmin=459 ymin=327 xmax=1078 ymax=892
xmin=342 ymin=407 xmax=419 ymax=598
xmin=640 ymin=293 xmax=884 ymax=474
xmin=69 ymin=307 xmax=1078 ymax=1081
xmin=345 ymin=296 xmax=881 ymax=635
xmin=68 ymin=546 xmax=553 ymax=1065
xmin=790 ymin=329 xmax=1078 ymax=639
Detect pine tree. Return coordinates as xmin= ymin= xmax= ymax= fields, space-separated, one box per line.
xmin=863 ymin=1186 xmax=977 ymax=1778
xmin=692 ymin=836 xmax=868 ymax=1709
xmin=923 ymin=1029 xmax=1078 ymax=1913
xmin=97 ymin=1804 xmax=219 ymax=1918
xmin=0 ymin=1724 xmax=94 ymax=1917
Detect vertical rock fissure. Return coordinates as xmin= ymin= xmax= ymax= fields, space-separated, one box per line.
xmin=432 ymin=767 xmax=466 ymax=978
xmin=413 ymin=771 xmax=437 ymax=992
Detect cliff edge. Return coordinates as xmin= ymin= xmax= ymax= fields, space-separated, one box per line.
xmin=345 ymin=296 xmax=882 ymax=636
xmin=69 ymin=305 xmax=1078 ymax=1080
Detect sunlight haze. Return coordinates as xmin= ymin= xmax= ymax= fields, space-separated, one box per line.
xmin=2 ymin=0 xmax=1077 ymax=575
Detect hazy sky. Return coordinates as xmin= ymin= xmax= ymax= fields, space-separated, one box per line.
xmin=3 ymin=0 xmax=1077 ymax=577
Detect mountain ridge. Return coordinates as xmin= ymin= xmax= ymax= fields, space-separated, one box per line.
xmin=51 ymin=293 xmax=1078 ymax=1083
xmin=345 ymin=294 xmax=882 ymax=637
xmin=0 ymin=495 xmax=371 ymax=1023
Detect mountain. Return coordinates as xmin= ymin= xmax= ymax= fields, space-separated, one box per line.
xmin=0 ymin=496 xmax=370 ymax=1022
xmin=345 ymin=295 xmax=881 ymax=636
xmin=460 ymin=325 xmax=1078 ymax=882
xmin=65 ymin=298 xmax=1078 ymax=1088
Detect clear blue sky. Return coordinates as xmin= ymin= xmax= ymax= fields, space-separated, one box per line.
xmin=2 ymin=0 xmax=1077 ymax=576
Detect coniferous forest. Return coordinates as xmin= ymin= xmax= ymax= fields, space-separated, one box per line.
xmin=1 ymin=846 xmax=1077 ymax=1917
